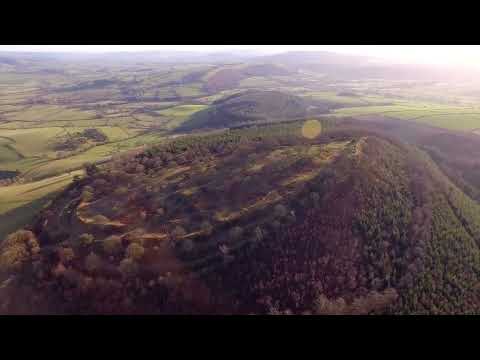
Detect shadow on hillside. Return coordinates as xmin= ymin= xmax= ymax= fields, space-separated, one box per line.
xmin=0 ymin=191 xmax=61 ymax=241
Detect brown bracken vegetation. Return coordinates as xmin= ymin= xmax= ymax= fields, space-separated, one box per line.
xmin=2 ymin=120 xmax=480 ymax=314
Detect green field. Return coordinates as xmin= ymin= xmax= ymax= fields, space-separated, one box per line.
xmin=302 ymin=91 xmax=391 ymax=107
xmin=239 ymin=76 xmax=283 ymax=88
xmin=6 ymin=105 xmax=96 ymax=122
xmin=175 ymin=84 xmax=204 ymax=97
xmin=0 ymin=170 xmax=83 ymax=239
xmin=157 ymin=104 xmax=207 ymax=117
xmin=0 ymin=125 xmax=143 ymax=176
xmin=0 ymin=127 xmax=63 ymax=158
xmin=333 ymin=101 xmax=480 ymax=131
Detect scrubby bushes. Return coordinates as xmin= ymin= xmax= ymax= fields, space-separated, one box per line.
xmin=81 ymin=189 xmax=94 ymax=202
xmin=79 ymin=233 xmax=94 ymax=246
xmin=7 ymin=120 xmax=480 ymax=315
xmin=0 ymin=230 xmax=40 ymax=274
xmin=103 ymin=235 xmax=123 ymax=255
xmin=118 ymin=258 xmax=138 ymax=276
xmin=273 ymin=204 xmax=288 ymax=218
xmin=126 ymin=243 xmax=145 ymax=261
xmin=229 ymin=226 xmax=243 ymax=241
xmin=58 ymin=247 xmax=75 ymax=264
xmin=200 ymin=220 xmax=213 ymax=235
xmin=314 ymin=288 xmax=398 ymax=315
xmin=85 ymin=252 xmax=102 ymax=273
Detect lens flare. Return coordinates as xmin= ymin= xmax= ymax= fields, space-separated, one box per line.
xmin=301 ymin=119 xmax=322 ymax=139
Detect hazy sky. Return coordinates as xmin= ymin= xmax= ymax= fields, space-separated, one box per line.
xmin=1 ymin=45 xmax=480 ymax=67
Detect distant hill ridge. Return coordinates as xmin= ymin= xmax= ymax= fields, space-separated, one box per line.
xmin=178 ymin=90 xmax=330 ymax=131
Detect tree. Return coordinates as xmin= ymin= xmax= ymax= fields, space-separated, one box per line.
xmin=58 ymin=247 xmax=75 ymax=264
xmin=254 ymin=226 xmax=264 ymax=242
xmin=85 ymin=163 xmax=99 ymax=177
xmin=122 ymin=229 xmax=145 ymax=250
xmin=119 ymin=258 xmax=138 ymax=276
xmin=310 ymin=192 xmax=320 ymax=205
xmin=79 ymin=233 xmax=94 ymax=246
xmin=135 ymin=164 xmax=145 ymax=173
xmin=0 ymin=230 xmax=40 ymax=274
xmin=126 ymin=243 xmax=145 ymax=261
xmin=274 ymin=204 xmax=288 ymax=218
xmin=271 ymin=220 xmax=281 ymax=229
xmin=314 ymin=294 xmax=346 ymax=315
xmin=349 ymin=288 xmax=399 ymax=314
xmin=92 ymin=178 xmax=108 ymax=190
xmin=229 ymin=226 xmax=243 ymax=241
xmin=85 ymin=252 xmax=102 ymax=273
xmin=81 ymin=189 xmax=94 ymax=202
xmin=200 ymin=220 xmax=213 ymax=236
xmin=103 ymin=235 xmax=123 ymax=255
xmin=182 ymin=239 xmax=195 ymax=252
xmin=114 ymin=186 xmax=129 ymax=196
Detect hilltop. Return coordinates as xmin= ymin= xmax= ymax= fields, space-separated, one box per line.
xmin=203 ymin=63 xmax=291 ymax=92
xmin=4 ymin=49 xmax=480 ymax=315
xmin=2 ymin=121 xmax=480 ymax=314
xmin=178 ymin=90 xmax=329 ymax=131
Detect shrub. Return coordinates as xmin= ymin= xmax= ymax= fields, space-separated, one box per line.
xmin=0 ymin=230 xmax=40 ymax=273
xmin=254 ymin=226 xmax=264 ymax=242
xmin=126 ymin=243 xmax=145 ymax=261
xmin=229 ymin=226 xmax=243 ymax=241
xmin=182 ymin=239 xmax=195 ymax=252
xmin=314 ymin=289 xmax=399 ymax=315
xmin=123 ymin=228 xmax=145 ymax=245
xmin=83 ymin=185 xmax=94 ymax=193
xmin=92 ymin=178 xmax=108 ymax=190
xmin=111 ymin=205 xmax=121 ymax=215
xmin=271 ymin=220 xmax=281 ymax=229
xmin=310 ymin=192 xmax=320 ymax=205
xmin=118 ymin=258 xmax=138 ymax=276
xmin=274 ymin=204 xmax=288 ymax=218
xmin=200 ymin=221 xmax=213 ymax=235
xmin=114 ymin=186 xmax=129 ymax=196
xmin=59 ymin=247 xmax=75 ymax=264
xmin=85 ymin=252 xmax=102 ymax=273
xmin=79 ymin=233 xmax=94 ymax=246
xmin=135 ymin=164 xmax=145 ymax=173
xmin=103 ymin=235 xmax=123 ymax=255
xmin=85 ymin=163 xmax=99 ymax=177
xmin=349 ymin=289 xmax=399 ymax=314
xmin=314 ymin=294 xmax=347 ymax=315
xmin=82 ymin=190 xmax=94 ymax=202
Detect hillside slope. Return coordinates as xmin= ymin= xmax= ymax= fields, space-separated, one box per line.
xmin=1 ymin=122 xmax=480 ymax=314
xmin=178 ymin=90 xmax=328 ymax=131
xmin=203 ymin=64 xmax=290 ymax=92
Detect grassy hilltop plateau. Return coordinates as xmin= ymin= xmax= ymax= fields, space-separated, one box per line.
xmin=2 ymin=51 xmax=480 ymax=314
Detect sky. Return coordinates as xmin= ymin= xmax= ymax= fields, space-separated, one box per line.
xmin=1 ymin=45 xmax=480 ymax=68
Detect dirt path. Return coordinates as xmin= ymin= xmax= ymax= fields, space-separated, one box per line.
xmin=57 ymin=196 xmax=83 ymax=239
